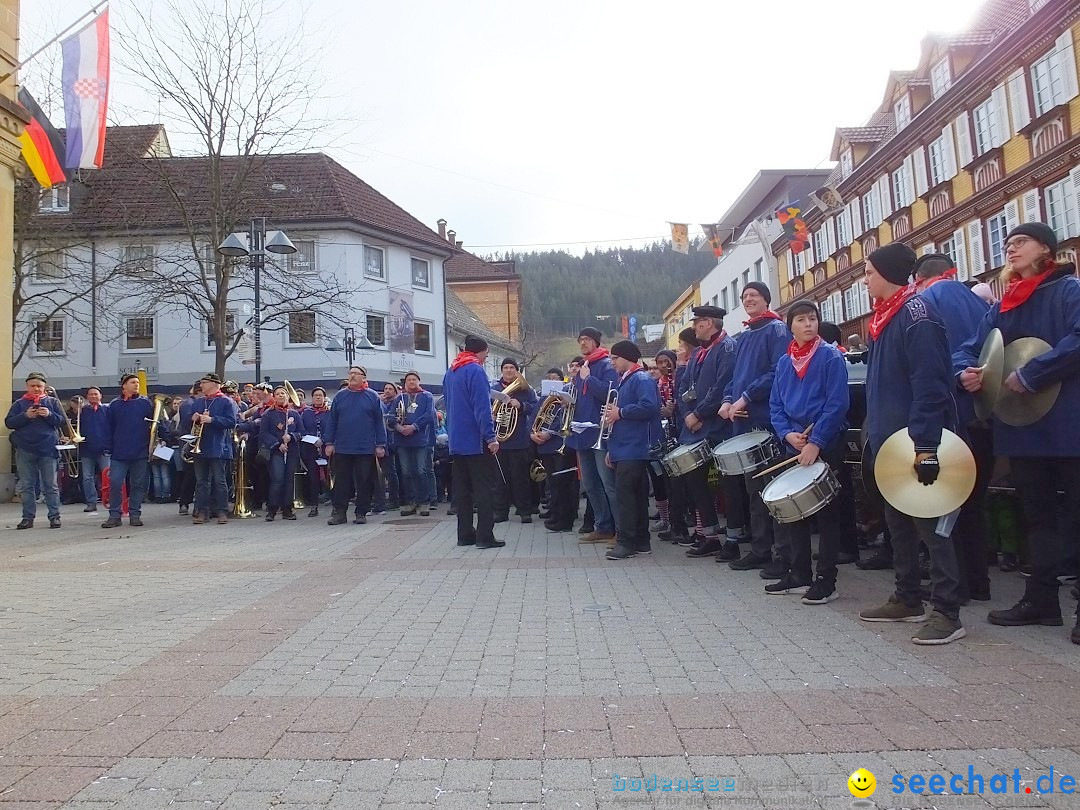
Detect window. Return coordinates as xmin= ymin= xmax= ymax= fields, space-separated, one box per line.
xmin=862 ymin=234 xmax=878 ymax=255
xmin=753 ymin=259 xmax=763 ymax=282
xmin=1031 ymin=48 xmax=1065 ymax=117
xmin=711 ymin=295 xmax=719 ymax=306
xmin=730 ymin=280 xmax=739 ymax=307
xmin=32 ymin=249 xmax=66 ymax=283
xmin=741 ymin=268 xmax=750 ymax=286
xmin=813 ymin=230 xmax=827 ymax=264
xmin=205 ymin=310 xmax=238 ymax=348
xmin=1045 ymin=179 xmax=1077 ymax=239
xmin=124 ymin=315 xmax=155 ymax=352
xmin=862 ymin=187 xmax=880 ymax=232
xmin=287 ymin=311 xmax=317 ymax=346
xmin=930 ymin=58 xmax=952 ymax=99
xmin=288 ymin=240 xmax=316 ymax=275
xmin=939 ymin=235 xmax=957 ymax=264
xmin=365 ymin=313 xmax=387 ymax=347
xmin=987 ymin=211 xmax=1009 ymax=270
xmin=892 ymin=162 xmax=914 ymax=209
xmin=840 ymin=149 xmax=853 ymax=179
xmin=894 ymin=95 xmax=911 ymax=130
xmin=364 ymin=245 xmax=385 ymax=280
xmin=721 ymin=288 xmax=729 ymax=312
xmin=836 ymin=210 xmax=849 ymax=246
xmin=39 ymin=185 xmax=69 ymax=213
xmin=972 ymin=97 xmax=999 ymax=155
xmin=929 ymin=137 xmax=947 ymax=186
xmin=120 ymin=245 xmax=155 ymax=276
xmin=414 ymin=320 xmax=433 ymax=354
xmin=34 ymin=317 xmax=64 ymax=353
xmin=411 ymin=257 xmax=431 ymax=289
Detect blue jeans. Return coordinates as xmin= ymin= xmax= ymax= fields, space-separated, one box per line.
xmin=194 ymin=457 xmax=229 ymax=517
xmin=109 ymin=457 xmax=149 ymax=518
xmin=396 ymin=445 xmax=432 ymax=506
xmin=151 ymin=461 xmax=173 ymax=501
xmin=267 ymin=449 xmax=297 ymax=511
xmin=578 ymin=447 xmax=616 ymax=533
xmin=81 ymin=451 xmax=109 ymax=506
xmin=16 ymin=450 xmax=60 ymax=520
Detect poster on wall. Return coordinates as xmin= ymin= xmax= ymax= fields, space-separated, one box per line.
xmin=389 ymin=289 xmax=414 ymax=373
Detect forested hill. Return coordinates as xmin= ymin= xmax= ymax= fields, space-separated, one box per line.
xmin=496 ymin=240 xmax=716 ymax=338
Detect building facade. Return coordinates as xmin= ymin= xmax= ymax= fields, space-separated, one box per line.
xmin=441 ymin=221 xmax=523 ymax=345
xmin=661 ymin=282 xmax=701 ymax=350
xmin=775 ymin=0 xmax=1080 ymax=338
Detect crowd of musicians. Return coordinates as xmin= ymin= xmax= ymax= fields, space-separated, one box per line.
xmin=6 ymin=221 xmax=1079 ymax=647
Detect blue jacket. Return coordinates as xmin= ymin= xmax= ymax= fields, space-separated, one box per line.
xmin=323 ymin=387 xmax=387 ymax=455
xmin=190 ymin=394 xmax=238 ymax=460
xmin=380 ymin=400 xmax=396 ymax=450
xmin=954 ymin=265 xmax=1080 ymax=457
xmin=534 ymin=399 xmax=566 ymax=456
xmin=388 ymin=390 xmax=435 ymax=449
xmin=679 ymin=333 xmax=736 ymax=445
xmin=259 ymin=405 xmax=302 ymax=456
xmin=919 ymin=279 xmax=989 ymax=429
xmin=177 ymin=396 xmax=200 ymax=436
xmin=770 ymin=343 xmax=849 ymax=453
xmin=443 ymin=361 xmax=496 ymax=456
xmin=5 ymin=395 xmax=64 ymax=457
xmin=79 ymin=402 xmax=110 ymax=456
xmin=607 ymin=369 xmax=662 ymax=462
xmin=491 ymin=378 xmax=538 ymax=451
xmin=300 ymin=405 xmax=331 ymax=441
xmin=867 ymin=294 xmax=955 ymax=455
xmin=568 ymin=353 xmax=618 ymax=450
xmin=105 ymin=395 xmax=153 ymax=461
xmin=724 ymin=318 xmax=791 ymax=435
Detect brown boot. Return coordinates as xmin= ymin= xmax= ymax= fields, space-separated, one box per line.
xmin=579 ymin=531 xmax=615 ymax=544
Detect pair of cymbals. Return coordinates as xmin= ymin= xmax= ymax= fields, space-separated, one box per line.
xmin=874 ymin=429 xmax=975 ymax=519
xmin=973 ymin=329 xmax=1059 ymax=427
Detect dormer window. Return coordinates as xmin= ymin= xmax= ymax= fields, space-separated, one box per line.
xmin=930 ymin=58 xmax=952 ymax=99
xmin=39 ymin=185 xmax=69 ymax=213
xmin=840 ymin=148 xmax=854 ymax=179
xmin=894 ymin=95 xmax=912 ymax=130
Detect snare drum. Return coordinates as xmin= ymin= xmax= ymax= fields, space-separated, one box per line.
xmin=661 ymin=441 xmax=711 ymax=477
xmin=761 ymin=461 xmax=841 ymax=524
xmin=710 ymin=430 xmax=779 ymax=475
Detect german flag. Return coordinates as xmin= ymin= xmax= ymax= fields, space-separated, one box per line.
xmin=17 ymin=89 xmax=67 ymax=189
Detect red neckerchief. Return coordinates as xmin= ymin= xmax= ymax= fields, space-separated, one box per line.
xmin=450 ymin=351 xmax=481 ymax=371
xmin=269 ymin=402 xmax=290 ymax=413
xmin=312 ymin=404 xmax=329 ymax=413
xmin=658 ymin=373 xmax=674 ymax=405
xmin=788 ymin=336 xmax=822 ymax=380
xmin=868 ymin=283 xmax=917 ymax=340
xmin=920 ymin=268 xmax=956 ymax=290
xmin=347 ymin=381 xmax=370 ymax=392
xmin=121 ymin=393 xmax=139 ymax=401
xmin=743 ymin=311 xmax=782 ymax=327
xmin=21 ymin=392 xmax=42 ymax=402
xmin=619 ymin=363 xmax=643 ymax=383
xmin=88 ymin=403 xmax=99 ymax=411
xmin=695 ymin=330 xmax=727 ymax=364
xmin=1000 ymin=266 xmax=1056 ymax=314
xmin=206 ymin=390 xmax=224 ymax=399
xmin=584 ymin=347 xmax=610 ymax=363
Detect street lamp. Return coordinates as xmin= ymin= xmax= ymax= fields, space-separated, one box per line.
xmin=217 ymin=217 xmax=296 ymax=383
xmin=325 ymin=326 xmax=375 ymax=368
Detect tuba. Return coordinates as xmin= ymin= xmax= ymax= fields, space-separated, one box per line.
xmin=492 ymin=373 xmax=529 ymax=442
xmin=147 ymin=394 xmax=169 ymax=461
xmin=532 ymin=394 xmax=562 ymax=434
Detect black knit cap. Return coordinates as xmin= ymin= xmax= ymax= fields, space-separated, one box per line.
xmin=1004 ymin=221 xmax=1058 ymax=253
xmin=785 ymin=300 xmax=820 ymax=329
xmin=610 ymin=340 xmax=642 ymax=362
xmin=500 ymin=358 xmax=520 ymax=370
xmin=119 ymin=373 xmax=139 ymax=386
xmin=546 ymin=367 xmax=563 ymax=376
xmin=578 ymin=327 xmax=603 ymax=343
xmin=741 ymin=281 xmax=772 ymax=304
xmin=867 ymin=243 xmax=917 ymax=286
xmin=678 ymin=327 xmax=698 ymax=347
xmin=463 ymin=335 xmax=488 ymax=353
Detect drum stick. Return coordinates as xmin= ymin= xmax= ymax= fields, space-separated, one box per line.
xmin=752 ymin=455 xmax=801 ymax=479
xmin=800 ymin=423 xmax=814 ymax=438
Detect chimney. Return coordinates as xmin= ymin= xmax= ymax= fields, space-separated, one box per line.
xmin=447 ymin=229 xmax=456 ymax=246
xmin=456 ymin=240 xmax=463 ymax=249
xmin=437 ymin=219 xmax=447 ymax=240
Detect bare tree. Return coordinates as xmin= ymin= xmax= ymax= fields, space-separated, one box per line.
xmin=112 ymin=0 xmax=359 ymax=377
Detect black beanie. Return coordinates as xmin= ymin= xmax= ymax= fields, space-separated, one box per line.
xmin=463 ymin=335 xmax=488 ymax=353
xmin=867 ymin=243 xmax=917 ymax=286
xmin=500 ymin=358 xmax=519 ymax=370
xmin=610 ymin=340 xmax=642 ymax=362
xmin=578 ymin=327 xmax=603 ymax=343
xmin=785 ymin=300 xmax=820 ymax=329
xmin=742 ymin=281 xmax=772 ymax=304
xmin=678 ymin=327 xmax=698 ymax=347
xmin=1004 ymin=222 xmax=1058 ymax=254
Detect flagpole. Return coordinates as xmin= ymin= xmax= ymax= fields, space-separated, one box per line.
xmin=0 ymin=2 xmax=108 ymax=83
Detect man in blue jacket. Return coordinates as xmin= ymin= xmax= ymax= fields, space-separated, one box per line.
xmin=572 ymin=328 xmax=620 ymax=545
xmin=78 ymin=387 xmax=109 ymax=513
xmin=858 ymin=243 xmax=964 ymax=646
xmin=323 ymin=366 xmax=387 ymax=526
xmin=5 ymin=372 xmax=64 ymax=529
xmin=191 ymin=372 xmax=239 ymax=525
xmin=443 ymin=335 xmax=502 ymax=549
xmin=604 ymin=341 xmax=662 ymax=560
xmin=491 ymin=359 xmax=539 ymax=524
xmin=101 ymin=374 xmax=153 ymax=528
xmin=388 ymin=371 xmax=436 ymax=517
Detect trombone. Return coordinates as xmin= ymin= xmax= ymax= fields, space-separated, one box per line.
xmin=592 ymin=383 xmax=618 ymax=450
xmin=58 ymin=397 xmax=85 ymax=479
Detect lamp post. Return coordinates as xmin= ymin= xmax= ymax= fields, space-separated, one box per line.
xmin=217 ymin=217 xmax=296 ymax=383
xmin=326 ymin=327 xmax=375 ymax=371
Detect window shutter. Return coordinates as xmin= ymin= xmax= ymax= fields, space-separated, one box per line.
xmin=1007 ymin=69 xmax=1031 ymax=132
xmin=1069 ymin=166 xmax=1080 ymax=239
xmin=921 ymin=244 xmax=935 ymax=255
xmin=824 ymin=216 xmax=836 ymax=256
xmin=990 ymin=84 xmax=1009 ymax=147
xmin=966 ymin=220 xmax=984 ymax=278
xmin=1005 ymin=200 xmax=1020 ymax=234
xmin=1020 ymin=188 xmax=1041 ymax=224
xmin=912 ymin=146 xmax=928 ymax=197
xmin=850 ymin=196 xmax=862 ymax=237
xmin=878 ymin=175 xmax=893 ymax=218
xmin=953 ymin=228 xmax=969 ymax=281
xmin=1057 ymin=29 xmax=1079 ymax=102
xmin=805 ymin=235 xmax=815 ymax=268
xmin=941 ymin=124 xmax=958 ymax=179
xmin=954 ymin=113 xmax=974 ymax=168
xmin=902 ymin=156 xmax=916 ymax=207
xmin=844 ymin=287 xmax=854 ymax=320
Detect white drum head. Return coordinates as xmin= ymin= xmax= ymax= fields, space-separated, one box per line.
xmin=716 ymin=430 xmax=771 ymax=453
xmin=763 ymin=461 xmax=825 ymax=500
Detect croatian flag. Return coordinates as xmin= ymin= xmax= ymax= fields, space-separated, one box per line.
xmin=61 ymin=9 xmax=110 ymax=170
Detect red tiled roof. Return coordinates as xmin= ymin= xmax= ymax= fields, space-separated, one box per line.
xmin=444 ymin=250 xmax=519 ymax=280
xmin=836 ymin=125 xmax=890 ymax=143
xmin=947 ymin=29 xmax=998 ymax=47
xmin=971 ymin=0 xmax=1030 ymax=34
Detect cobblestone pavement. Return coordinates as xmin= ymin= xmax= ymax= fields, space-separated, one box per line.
xmin=0 ymin=501 xmax=1078 ymax=809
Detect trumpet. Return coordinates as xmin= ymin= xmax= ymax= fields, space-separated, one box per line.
xmin=592 ymin=383 xmax=618 ymax=451
xmin=183 ymin=406 xmax=210 ymax=463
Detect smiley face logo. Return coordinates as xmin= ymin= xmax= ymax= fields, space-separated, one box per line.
xmin=848 ymin=768 xmax=876 ymax=798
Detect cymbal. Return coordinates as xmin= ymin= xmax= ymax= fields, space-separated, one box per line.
xmin=996 ymin=337 xmax=1061 ymax=427
xmin=874 ymin=428 xmax=975 ymax=519
xmin=974 ymin=328 xmax=1004 ymax=421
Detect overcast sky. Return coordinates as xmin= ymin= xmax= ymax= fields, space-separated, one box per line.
xmin=23 ymin=0 xmax=986 ymax=255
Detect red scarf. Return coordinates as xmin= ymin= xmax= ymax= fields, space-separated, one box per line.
xmin=619 ymin=363 xmax=643 ymax=383
xmin=658 ymin=373 xmax=674 ymax=405
xmin=21 ymin=392 xmax=42 ymax=402
xmin=920 ymin=268 xmax=956 ymax=290
xmin=788 ymin=336 xmax=822 ymax=380
xmin=270 ymin=402 xmax=290 ymax=413
xmin=868 ymin=283 xmax=917 ymax=340
xmin=743 ymin=311 xmax=783 ymax=328
xmin=450 ymin=351 xmax=481 ymax=371
xmin=312 ymin=404 xmax=329 ymax=413
xmin=347 ymin=381 xmax=370 ymax=392
xmin=695 ymin=330 xmax=727 ymax=364
xmin=585 ymin=347 xmax=610 ymax=363
xmin=1000 ymin=266 xmax=1055 ymax=314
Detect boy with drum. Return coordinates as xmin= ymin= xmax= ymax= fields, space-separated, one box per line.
xmin=765 ymin=300 xmax=849 ymax=603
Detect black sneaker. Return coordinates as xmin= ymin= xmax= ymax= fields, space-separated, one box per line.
xmin=998 ymin=553 xmax=1019 ymax=572
xmin=83 ymin=504 xmax=98 ymax=513
xmin=801 ymin=579 xmax=839 ymax=605
xmin=679 ymin=533 xmax=703 ymax=548
xmin=716 ymin=540 xmax=741 ymax=562
xmin=856 ymin=551 xmax=893 ymax=571
xmin=282 ymin=511 xmax=297 ymax=521
xmin=759 ymin=560 xmax=787 ymax=580
xmin=327 ymin=512 xmax=347 ymax=526
xmin=764 ymin=577 xmax=810 ymax=596
xmin=101 ymin=516 xmax=122 ymax=529
xmin=606 ymin=543 xmax=637 ymax=560
xmin=308 ymin=506 xmax=319 ymax=517
xmin=988 ymin=598 xmax=1062 ymax=627
xmin=686 ymin=536 xmax=724 ymax=557
xmin=476 ymin=539 xmax=506 ymax=549
xmin=836 ymin=551 xmax=859 ymax=565
xmin=129 ymin=517 xmax=144 ymax=527
xmin=636 ymin=544 xmax=652 ymax=555
xmin=578 ymin=525 xmax=595 ymax=535
xmin=265 ymin=511 xmax=276 ymax=522
xmin=178 ymin=505 xmax=189 ymax=516
xmin=353 ymin=514 xmax=367 ymax=524
xmin=49 ymin=517 xmax=61 ymax=529
xmin=729 ymin=552 xmax=769 ymax=571
xmin=16 ymin=518 xmax=33 ymax=530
